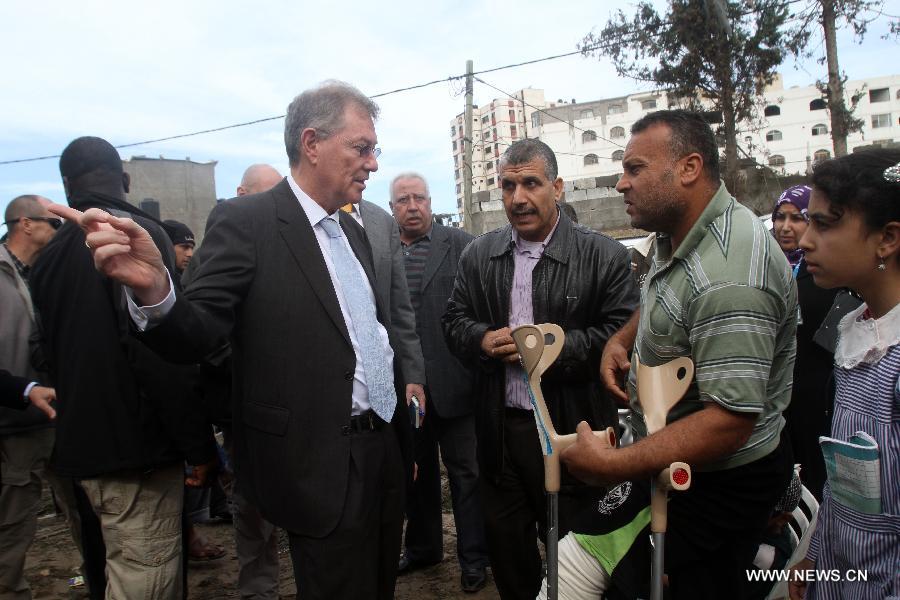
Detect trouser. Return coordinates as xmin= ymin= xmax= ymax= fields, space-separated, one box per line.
xmin=78 ymin=463 xmax=184 ymax=600
xmin=233 ymin=488 xmax=279 ymax=599
xmin=481 ymin=409 xmax=599 ymax=600
xmin=0 ymin=428 xmax=81 ymax=600
xmin=287 ymin=422 xmax=405 ymax=600
xmin=404 ymin=409 xmax=488 ymax=571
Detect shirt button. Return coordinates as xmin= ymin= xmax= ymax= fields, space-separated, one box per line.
xmin=341 ymin=425 xmax=351 ymax=436
xmin=344 ymin=371 xmax=354 ymax=381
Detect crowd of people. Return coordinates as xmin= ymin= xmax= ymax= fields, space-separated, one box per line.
xmin=0 ymin=79 xmax=897 ymax=600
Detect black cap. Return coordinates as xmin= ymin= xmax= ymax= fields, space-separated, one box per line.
xmin=163 ymin=220 xmax=195 ymax=247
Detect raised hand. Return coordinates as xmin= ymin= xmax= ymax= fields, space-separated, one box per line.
xmin=48 ymin=204 xmax=170 ymax=305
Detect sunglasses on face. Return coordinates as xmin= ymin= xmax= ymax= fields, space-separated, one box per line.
xmin=3 ymin=216 xmax=64 ymax=230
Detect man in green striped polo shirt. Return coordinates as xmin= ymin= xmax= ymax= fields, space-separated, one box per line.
xmin=555 ymin=110 xmax=798 ymax=599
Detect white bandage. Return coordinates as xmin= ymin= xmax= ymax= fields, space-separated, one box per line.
xmin=535 ymin=534 xmax=610 ymax=600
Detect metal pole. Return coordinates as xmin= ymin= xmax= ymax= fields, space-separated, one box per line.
xmin=462 ymin=59 xmax=474 ymax=232
xmin=650 ymin=531 xmax=665 ymax=600
xmin=546 ymin=492 xmax=559 ymax=600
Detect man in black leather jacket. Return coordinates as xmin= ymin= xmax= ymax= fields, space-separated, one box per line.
xmin=442 ymin=139 xmax=639 ymax=599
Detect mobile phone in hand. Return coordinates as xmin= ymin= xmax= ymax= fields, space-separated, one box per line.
xmin=409 ymin=395 xmax=421 ymax=429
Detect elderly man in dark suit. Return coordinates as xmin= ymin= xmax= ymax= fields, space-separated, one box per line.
xmin=52 ymin=81 xmax=408 ymax=600
xmin=389 ymin=173 xmax=489 ymax=593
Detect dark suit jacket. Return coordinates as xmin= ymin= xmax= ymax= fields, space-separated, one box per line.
xmin=141 ymin=179 xmax=393 ymax=537
xmin=414 ymin=224 xmax=475 ymax=419
xmin=357 ymin=200 xmax=425 ymax=386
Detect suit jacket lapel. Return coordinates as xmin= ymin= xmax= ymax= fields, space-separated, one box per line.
xmin=420 ymin=225 xmax=449 ymax=294
xmin=273 ymin=182 xmax=351 ymax=346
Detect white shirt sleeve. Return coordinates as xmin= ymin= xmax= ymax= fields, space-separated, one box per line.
xmin=125 ymin=270 xmax=177 ymax=332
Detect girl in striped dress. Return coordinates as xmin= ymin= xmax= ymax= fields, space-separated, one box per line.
xmin=789 ymin=148 xmax=900 ymax=600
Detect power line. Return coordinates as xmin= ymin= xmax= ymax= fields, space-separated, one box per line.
xmin=0 ymin=41 xmax=626 ymax=167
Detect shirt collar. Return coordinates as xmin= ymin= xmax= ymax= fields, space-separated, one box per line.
xmin=401 ymin=226 xmax=433 ymax=247
xmin=286 ymin=174 xmax=338 ymax=228
xmin=511 ymin=208 xmax=560 ymax=255
xmin=671 ymin=182 xmax=733 ymax=261
xmin=2 ymin=243 xmax=29 ymax=280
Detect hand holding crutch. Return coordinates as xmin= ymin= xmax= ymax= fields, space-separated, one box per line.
xmin=633 ymin=355 xmax=694 ymax=600
xmin=512 ymin=323 xmax=616 ymax=600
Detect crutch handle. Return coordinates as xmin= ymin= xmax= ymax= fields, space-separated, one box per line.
xmin=650 ymin=462 xmax=692 ymax=533
xmin=543 ymin=427 xmax=617 ymax=492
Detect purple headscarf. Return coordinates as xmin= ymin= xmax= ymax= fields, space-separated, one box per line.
xmin=773 ymin=184 xmax=811 ymax=267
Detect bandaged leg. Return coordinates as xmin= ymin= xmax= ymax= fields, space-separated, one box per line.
xmin=536 ymin=534 xmax=609 ymax=600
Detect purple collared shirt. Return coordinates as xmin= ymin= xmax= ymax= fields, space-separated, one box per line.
xmin=505 ymin=213 xmax=560 ymax=410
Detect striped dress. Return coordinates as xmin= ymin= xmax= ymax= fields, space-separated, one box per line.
xmin=806 ymin=326 xmax=900 ymax=599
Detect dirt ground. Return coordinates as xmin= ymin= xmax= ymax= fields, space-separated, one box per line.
xmin=23 ymin=482 xmax=502 ymax=599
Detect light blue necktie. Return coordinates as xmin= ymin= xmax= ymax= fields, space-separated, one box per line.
xmin=319 ymin=217 xmax=396 ymax=421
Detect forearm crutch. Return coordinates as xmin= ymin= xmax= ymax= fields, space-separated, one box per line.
xmin=512 ymin=324 xmax=616 ymax=600
xmin=633 ymin=355 xmax=694 ymax=600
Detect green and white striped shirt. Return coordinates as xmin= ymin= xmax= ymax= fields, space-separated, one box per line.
xmin=628 ymin=184 xmax=798 ymax=471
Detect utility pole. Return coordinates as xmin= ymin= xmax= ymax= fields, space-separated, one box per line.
xmin=463 ymin=60 xmax=474 ymax=232
xmin=821 ymin=0 xmax=848 ymax=157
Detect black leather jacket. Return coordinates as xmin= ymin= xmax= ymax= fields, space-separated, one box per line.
xmin=442 ymin=212 xmax=639 ymax=482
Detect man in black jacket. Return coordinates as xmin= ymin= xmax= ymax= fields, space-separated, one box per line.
xmin=30 ymin=137 xmax=217 ymax=600
xmin=442 ymin=139 xmax=639 ymax=599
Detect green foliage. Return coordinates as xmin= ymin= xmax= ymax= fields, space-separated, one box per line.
xmin=580 ymin=0 xmax=793 ymax=185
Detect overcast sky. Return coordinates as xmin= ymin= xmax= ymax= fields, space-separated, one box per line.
xmin=1 ymin=0 xmax=897 ymax=226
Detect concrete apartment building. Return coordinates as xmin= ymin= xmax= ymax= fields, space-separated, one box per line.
xmin=122 ymin=156 xmax=218 ymax=245
xmin=450 ymin=73 xmax=900 ymax=229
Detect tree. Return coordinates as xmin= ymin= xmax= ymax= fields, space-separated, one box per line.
xmin=787 ymin=0 xmax=897 ymax=157
xmin=580 ymin=0 xmax=795 ymax=192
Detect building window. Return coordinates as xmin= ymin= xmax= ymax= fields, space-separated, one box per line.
xmin=610 ymin=126 xmax=626 ymax=139
xmin=456 ymin=183 xmax=461 ymax=194
xmin=487 ymin=160 xmax=494 ymax=170
xmin=764 ymin=105 xmax=781 ymax=117
xmin=454 ymin=169 xmax=460 ymax=180
xmin=532 ymin=113 xmax=541 ymax=128
xmin=495 ymin=160 xmax=500 ymax=171
xmin=481 ymin=115 xmax=489 ymax=124
xmin=487 ymin=177 xmax=495 ymax=186
xmin=508 ymin=100 xmax=514 ymax=107
xmin=454 ymin=155 xmax=458 ymax=167
xmin=582 ymin=130 xmax=597 ymax=143
xmin=491 ymin=113 xmax=496 ymax=126
xmin=612 ymin=150 xmax=624 ymax=161
xmin=811 ymin=123 xmax=828 ymax=136
xmin=452 ymin=140 xmax=457 ymax=151
xmin=768 ymin=155 xmax=785 ymax=167
xmin=744 ymin=136 xmax=753 ymax=142
xmin=809 ymin=98 xmax=826 ymax=111
xmin=872 ymin=113 xmax=891 ymax=128
xmin=580 ymin=109 xmax=594 ymax=119
xmin=641 ymin=99 xmax=657 ymax=110
xmin=493 ymin=129 xmax=498 ymax=141
xmin=450 ymin=125 xmax=456 ymax=136
xmin=510 ymin=125 xmax=518 ymax=138
xmin=457 ymin=198 xmax=462 ymax=209
xmin=584 ymin=154 xmax=599 ymax=166
xmin=766 ymin=130 xmax=783 ymax=142
xmin=608 ymin=104 xmax=625 ymax=115
xmin=869 ymin=88 xmax=889 ymax=103
xmin=813 ymin=149 xmax=831 ymax=162
xmin=509 ymin=109 xmax=515 ymax=122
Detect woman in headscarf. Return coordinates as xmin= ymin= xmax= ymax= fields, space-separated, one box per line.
xmin=773 ymin=184 xmax=811 ymax=269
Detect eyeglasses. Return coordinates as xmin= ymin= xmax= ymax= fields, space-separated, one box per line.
xmin=3 ymin=216 xmax=63 ymax=230
xmin=342 ymin=138 xmax=381 ymax=159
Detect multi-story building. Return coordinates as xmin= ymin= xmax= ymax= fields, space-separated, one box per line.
xmin=450 ymin=73 xmax=900 ymax=219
